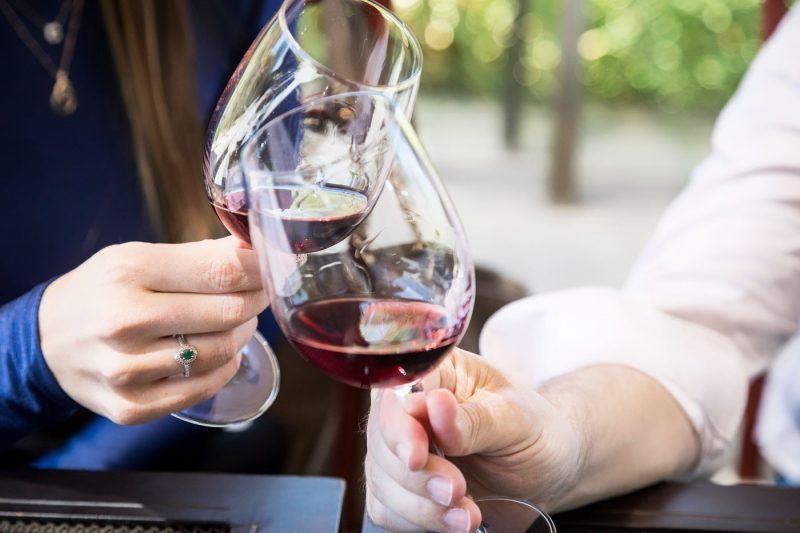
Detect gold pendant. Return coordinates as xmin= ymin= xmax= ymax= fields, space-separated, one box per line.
xmin=50 ymin=71 xmax=78 ymax=116
xmin=43 ymin=21 xmax=64 ymax=44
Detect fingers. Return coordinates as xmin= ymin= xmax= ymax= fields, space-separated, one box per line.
xmin=365 ymin=454 xmax=480 ymax=533
xmin=427 ymin=388 xmax=479 ymax=457
xmin=139 ymin=289 xmax=268 ymax=337
xmin=97 ymin=318 xmax=258 ymax=386
xmin=100 ymin=239 xmax=262 ymax=294
xmin=100 ymin=350 xmax=243 ymax=425
xmin=396 ymin=386 xmax=504 ymax=459
xmin=39 ymin=238 xmax=268 ymax=426
xmin=428 ymin=349 xmax=524 ymax=457
xmin=376 ymin=390 xmax=431 ymax=471
xmin=365 ymin=389 xmax=481 ymax=532
xmin=370 ymin=393 xmax=468 ymax=503
xmin=364 ymin=490 xmax=421 ymax=533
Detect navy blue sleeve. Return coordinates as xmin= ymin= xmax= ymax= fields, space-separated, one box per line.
xmin=0 ymin=281 xmax=79 ymax=452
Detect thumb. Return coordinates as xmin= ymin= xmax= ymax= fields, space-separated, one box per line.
xmin=426 ymin=388 xmax=505 ymax=457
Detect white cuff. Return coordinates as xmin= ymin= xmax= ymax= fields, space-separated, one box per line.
xmin=478 ymin=286 xmax=750 ymax=476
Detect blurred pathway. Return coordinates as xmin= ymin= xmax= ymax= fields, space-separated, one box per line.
xmin=415 ymin=96 xmax=716 ymax=293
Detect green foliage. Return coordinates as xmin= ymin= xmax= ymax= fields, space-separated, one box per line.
xmin=395 ymin=0 xmax=771 ymax=111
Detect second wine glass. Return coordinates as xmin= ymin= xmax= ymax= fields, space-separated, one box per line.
xmin=242 ymin=91 xmax=473 ymax=393
xmin=241 ymin=92 xmax=556 ymax=532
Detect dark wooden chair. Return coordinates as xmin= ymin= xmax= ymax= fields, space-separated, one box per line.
xmin=737 ymin=0 xmax=788 ymax=481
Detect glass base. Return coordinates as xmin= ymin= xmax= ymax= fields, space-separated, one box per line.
xmin=474 ymin=496 xmax=556 ymax=533
xmin=171 ymin=331 xmax=280 ymax=427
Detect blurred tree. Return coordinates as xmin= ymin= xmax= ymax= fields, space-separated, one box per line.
xmin=392 ymin=0 xmax=792 ymax=112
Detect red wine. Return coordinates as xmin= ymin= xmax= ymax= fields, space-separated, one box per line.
xmin=286 ymin=297 xmax=463 ymax=388
xmin=211 ymin=189 xmax=250 ymax=243
xmin=256 ymin=184 xmax=370 ymax=253
xmin=212 ymin=184 xmax=369 ymax=251
xmin=213 ymin=203 xmax=251 ymax=244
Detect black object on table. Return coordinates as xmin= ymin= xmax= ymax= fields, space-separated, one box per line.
xmin=362 ymin=481 xmax=800 ymax=533
xmin=0 ymin=469 xmax=345 ymax=532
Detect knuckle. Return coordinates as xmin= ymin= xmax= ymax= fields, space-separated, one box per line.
xmin=106 ymin=399 xmax=147 ymax=425
xmin=365 ymin=492 xmax=389 ymax=528
xmin=206 ymin=253 xmax=245 ymax=292
xmin=363 ymin=459 xmax=389 ymax=507
xmin=220 ymin=294 xmax=248 ymax=325
xmin=209 ymin=333 xmax=238 ymax=367
xmin=243 ymin=317 xmax=259 ymax=338
xmin=364 ymin=456 xmax=377 ymax=487
xmin=103 ymin=361 xmax=138 ymax=388
xmin=98 ymin=310 xmax=142 ymax=340
xmin=96 ymin=243 xmax=144 ymax=285
xmin=222 ymin=353 xmax=242 ymax=381
xmin=190 ymin=380 xmax=219 ymax=406
xmin=199 ymin=383 xmax=217 ymax=403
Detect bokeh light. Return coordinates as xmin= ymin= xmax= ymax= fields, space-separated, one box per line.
xmin=396 ymin=0 xmax=768 ymax=110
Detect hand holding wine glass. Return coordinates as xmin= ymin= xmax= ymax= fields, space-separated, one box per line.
xmin=38 ymin=238 xmax=266 ymax=425
xmin=241 ymin=92 xmax=556 ymax=532
xmin=366 ymin=348 xmax=572 ymax=532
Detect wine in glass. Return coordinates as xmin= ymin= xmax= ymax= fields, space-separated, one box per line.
xmin=176 ymin=0 xmax=422 ymax=426
xmin=205 ymin=0 xmax=422 ymax=244
xmin=241 ymin=92 xmax=556 ymax=532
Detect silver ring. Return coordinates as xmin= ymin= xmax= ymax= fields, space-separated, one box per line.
xmin=174 ymin=334 xmax=198 ymax=378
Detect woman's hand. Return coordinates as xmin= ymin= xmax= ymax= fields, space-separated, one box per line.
xmin=38 ymin=237 xmax=268 ymax=424
xmin=364 ymin=348 xmax=583 ymax=533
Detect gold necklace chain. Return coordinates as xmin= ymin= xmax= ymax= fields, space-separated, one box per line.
xmin=11 ymin=0 xmax=70 ymax=43
xmin=0 ymin=0 xmax=84 ymax=115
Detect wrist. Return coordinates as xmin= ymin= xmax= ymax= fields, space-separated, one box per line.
xmin=38 ymin=273 xmax=68 ymax=369
xmin=534 ymin=377 xmax=592 ymax=512
xmin=536 ymin=364 xmax=700 ymax=511
xmin=26 ymin=277 xmax=80 ymax=410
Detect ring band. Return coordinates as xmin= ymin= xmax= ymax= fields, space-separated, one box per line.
xmin=174 ymin=334 xmax=198 ymax=378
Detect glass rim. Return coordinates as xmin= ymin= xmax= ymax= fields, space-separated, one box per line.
xmin=240 ymin=90 xmax=411 ymax=180
xmin=472 ymin=496 xmax=557 ymax=532
xmin=278 ymin=0 xmax=423 ymax=93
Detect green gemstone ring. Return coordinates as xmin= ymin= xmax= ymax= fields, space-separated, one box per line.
xmin=174 ymin=334 xmax=198 ymax=378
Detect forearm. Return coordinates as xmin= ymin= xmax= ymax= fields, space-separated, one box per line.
xmin=539 ymin=364 xmax=699 ymax=511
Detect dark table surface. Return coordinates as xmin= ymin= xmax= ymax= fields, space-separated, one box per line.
xmin=0 ymin=469 xmax=345 ymax=532
xmin=361 ymin=481 xmax=800 ymax=533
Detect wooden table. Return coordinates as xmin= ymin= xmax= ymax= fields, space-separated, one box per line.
xmin=362 ymin=481 xmax=800 ymax=532
xmin=0 ymin=469 xmax=345 ymax=532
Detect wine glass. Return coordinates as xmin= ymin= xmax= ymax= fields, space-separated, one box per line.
xmin=204 ymin=0 xmax=422 ymax=243
xmin=240 ymin=92 xmax=555 ymax=532
xmin=176 ymin=0 xmax=422 ymax=426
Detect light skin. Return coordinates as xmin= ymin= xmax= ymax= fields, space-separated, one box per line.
xmin=38 ymin=236 xmax=268 ymax=424
xmin=365 ymin=348 xmax=699 ymax=533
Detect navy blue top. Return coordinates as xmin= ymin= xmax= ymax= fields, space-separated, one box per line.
xmin=0 ymin=0 xmax=281 ymax=453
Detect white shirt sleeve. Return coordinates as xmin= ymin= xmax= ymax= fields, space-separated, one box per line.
xmin=480 ymin=6 xmax=800 ymax=475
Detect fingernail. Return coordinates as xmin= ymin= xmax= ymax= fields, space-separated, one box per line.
xmin=426 ymin=476 xmax=453 ymax=506
xmin=444 ymin=508 xmax=470 ymax=533
xmin=395 ymin=442 xmax=412 ymax=468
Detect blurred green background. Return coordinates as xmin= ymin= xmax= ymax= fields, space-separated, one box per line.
xmin=395 ymin=0 xmax=781 ymax=112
